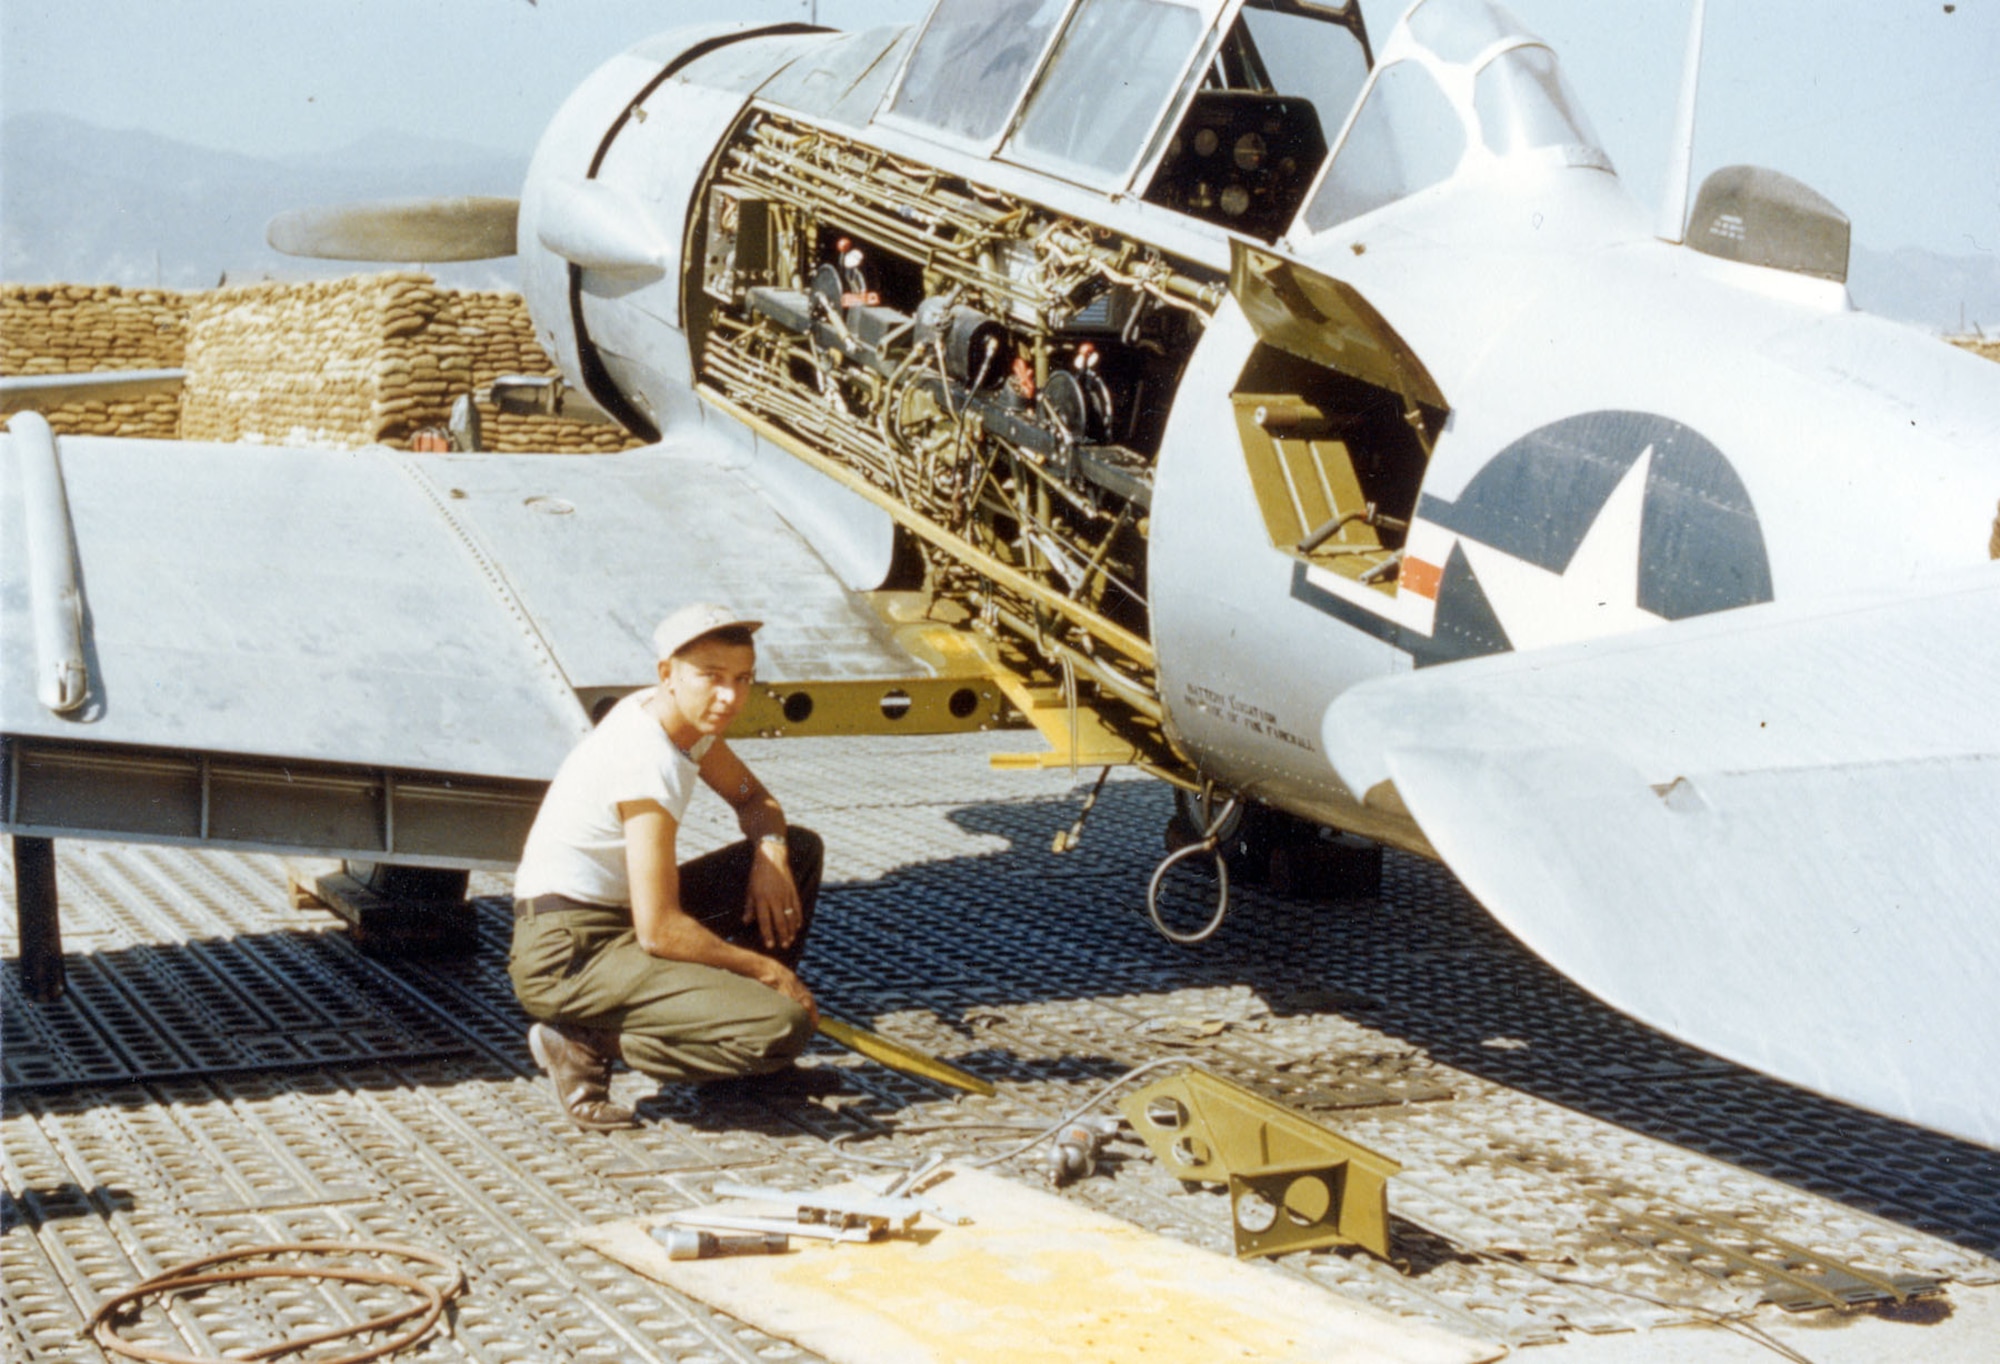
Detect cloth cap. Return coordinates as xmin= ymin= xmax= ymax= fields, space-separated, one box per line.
xmin=652 ymin=600 xmax=760 ymax=660
xmin=652 ymin=603 xmax=762 ymax=661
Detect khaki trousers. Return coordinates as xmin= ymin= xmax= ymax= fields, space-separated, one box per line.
xmin=508 ymin=829 xmax=823 ymax=1082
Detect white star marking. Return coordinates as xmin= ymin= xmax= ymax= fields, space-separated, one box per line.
xmin=1457 ymin=444 xmax=1667 ymax=651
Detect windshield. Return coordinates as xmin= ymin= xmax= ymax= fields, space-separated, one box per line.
xmin=1474 ymin=43 xmax=1602 ymax=158
xmin=1008 ymin=0 xmax=1206 ymax=183
xmin=884 ymin=0 xmax=1068 ymax=144
xmin=1301 ymin=0 xmax=1608 ymax=234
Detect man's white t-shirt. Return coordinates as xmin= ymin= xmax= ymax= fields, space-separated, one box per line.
xmin=514 ymin=689 xmax=712 ymax=906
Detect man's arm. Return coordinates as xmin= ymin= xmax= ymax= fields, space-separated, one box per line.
xmin=620 ymin=800 xmax=816 ymax=1022
xmin=696 ymin=741 xmax=802 ymax=952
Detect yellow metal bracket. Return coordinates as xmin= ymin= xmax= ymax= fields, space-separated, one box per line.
xmin=1120 ymin=1068 xmax=1401 ymax=1260
xmin=735 ymin=676 xmax=1007 ymax=739
xmin=984 ymin=668 xmax=1142 ymax=771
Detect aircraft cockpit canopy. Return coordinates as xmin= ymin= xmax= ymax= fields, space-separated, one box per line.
xmin=1302 ymin=0 xmax=1611 ymax=235
xmin=878 ymin=0 xmax=1375 ymax=242
xmin=880 ymin=0 xmax=1070 ymax=146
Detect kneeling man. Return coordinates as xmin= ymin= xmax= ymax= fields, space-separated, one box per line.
xmin=510 ymin=603 xmax=822 ymax=1130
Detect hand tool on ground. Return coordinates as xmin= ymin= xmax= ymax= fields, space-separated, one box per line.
xmin=665 ymin=1210 xmax=876 ymax=1244
xmin=881 ymin=1152 xmax=948 ymax=1199
xmin=651 ymin=1227 xmax=790 ymax=1260
xmin=1047 ymin=1114 xmax=1122 ymax=1186
xmin=816 ymin=1014 xmax=996 ymax=1096
xmin=710 ymin=1180 xmax=971 ymax=1230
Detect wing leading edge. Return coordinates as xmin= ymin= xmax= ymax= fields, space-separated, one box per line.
xmin=1323 ymin=566 xmax=2000 ymax=1149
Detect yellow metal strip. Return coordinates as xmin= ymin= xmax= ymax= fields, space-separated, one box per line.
xmin=985 ymin=671 xmax=1140 ymax=770
xmin=816 ymin=1015 xmax=996 ymax=1096
xmin=699 ymin=387 xmax=1157 ymax=670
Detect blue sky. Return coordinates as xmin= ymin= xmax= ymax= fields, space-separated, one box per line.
xmin=3 ymin=0 xmax=1994 ymax=255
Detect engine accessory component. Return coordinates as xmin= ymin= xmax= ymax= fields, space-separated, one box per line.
xmin=1119 ymin=1069 xmax=1401 ymax=1261
xmin=945 ymin=309 xmax=1009 ymax=389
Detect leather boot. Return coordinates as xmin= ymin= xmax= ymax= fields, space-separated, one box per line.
xmin=528 ymin=1021 xmax=638 ymax=1131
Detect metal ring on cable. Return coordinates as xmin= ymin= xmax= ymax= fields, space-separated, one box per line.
xmin=1147 ymin=795 xmax=1239 ymax=945
xmin=88 ymin=1241 xmax=465 ymax=1364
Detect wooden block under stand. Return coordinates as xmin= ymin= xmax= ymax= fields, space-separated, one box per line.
xmin=307 ymin=865 xmax=477 ymax=958
xmin=283 ymin=858 xmax=340 ymax=911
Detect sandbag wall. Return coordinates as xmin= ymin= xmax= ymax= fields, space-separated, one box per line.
xmin=454 ymin=290 xmax=639 ymax=454
xmin=179 ymin=273 xmax=469 ymax=447
xmin=172 ymin=274 xmax=640 ymax=452
xmin=1 ymin=284 xmax=187 ymax=438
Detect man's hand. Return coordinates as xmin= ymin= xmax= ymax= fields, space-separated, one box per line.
xmin=744 ymin=840 xmax=802 ymax=951
xmin=759 ymin=960 xmax=819 ymax=1027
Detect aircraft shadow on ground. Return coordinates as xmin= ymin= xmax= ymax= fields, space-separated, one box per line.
xmin=4 ymin=780 xmax=1996 ymax=1256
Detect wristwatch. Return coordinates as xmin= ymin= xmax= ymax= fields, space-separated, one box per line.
xmin=758 ymin=832 xmax=789 ymax=852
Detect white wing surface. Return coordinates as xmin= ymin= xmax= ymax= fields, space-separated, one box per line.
xmin=1323 ymin=566 xmax=2000 ymax=1148
xmin=1 ymin=429 xmax=910 ymax=865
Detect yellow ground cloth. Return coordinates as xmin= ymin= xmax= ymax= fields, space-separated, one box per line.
xmin=576 ymin=1166 xmax=1500 ymax=1364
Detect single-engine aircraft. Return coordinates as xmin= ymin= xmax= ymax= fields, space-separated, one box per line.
xmin=4 ymin=0 xmax=1997 ymax=1149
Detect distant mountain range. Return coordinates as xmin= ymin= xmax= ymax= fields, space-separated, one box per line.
xmin=4 ymin=112 xmax=1997 ymax=335
xmin=1 ymin=114 xmax=526 ymax=292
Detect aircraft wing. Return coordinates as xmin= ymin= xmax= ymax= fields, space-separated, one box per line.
xmin=1 ymin=425 xmax=940 ymax=867
xmin=1322 ymin=565 xmax=2000 ymax=1149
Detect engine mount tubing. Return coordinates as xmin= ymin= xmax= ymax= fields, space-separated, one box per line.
xmin=978 ymin=595 xmax=1162 ymax=719
xmin=701 ymin=387 xmax=1156 ymax=670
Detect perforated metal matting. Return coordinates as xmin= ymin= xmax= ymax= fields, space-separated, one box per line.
xmin=7 ymin=733 xmax=1998 ymax=1360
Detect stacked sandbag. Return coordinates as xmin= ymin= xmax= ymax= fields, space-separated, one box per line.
xmin=449 ymin=288 xmax=642 ymax=453
xmin=1951 ymin=335 xmax=2000 ymax=365
xmin=1 ymin=283 xmax=188 ymax=438
xmin=180 ymin=272 xmax=474 ymax=448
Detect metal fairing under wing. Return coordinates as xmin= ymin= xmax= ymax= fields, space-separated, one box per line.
xmin=0 ymin=429 xmax=936 ymax=869
xmin=1322 ymin=564 xmax=2000 ymax=1149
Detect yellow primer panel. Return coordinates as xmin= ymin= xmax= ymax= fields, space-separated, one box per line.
xmin=577 ymin=1167 xmax=1499 ymax=1364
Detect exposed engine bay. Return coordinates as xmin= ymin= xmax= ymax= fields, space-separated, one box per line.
xmin=690 ymin=111 xmax=1227 ymax=767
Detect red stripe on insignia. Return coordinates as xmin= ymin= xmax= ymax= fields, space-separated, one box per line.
xmin=1402 ymin=557 xmax=1443 ymax=600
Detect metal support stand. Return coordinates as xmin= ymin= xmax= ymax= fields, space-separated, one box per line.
xmin=12 ymin=835 xmax=66 ymax=1001
xmin=1120 ymin=1067 xmax=1400 ymax=1260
